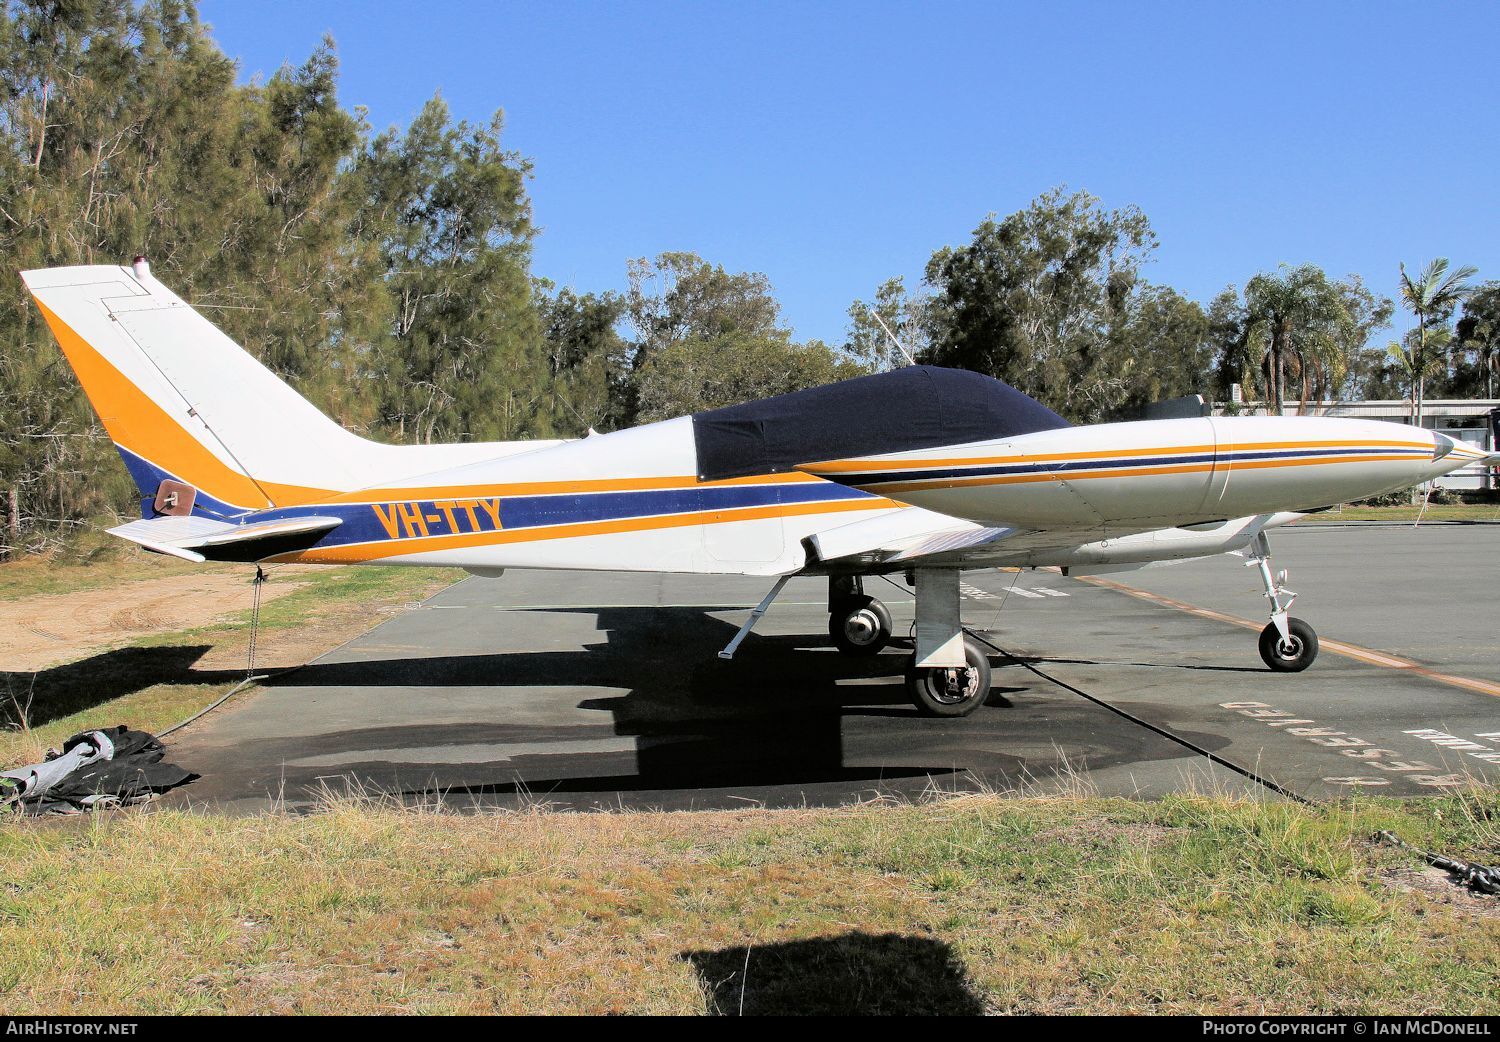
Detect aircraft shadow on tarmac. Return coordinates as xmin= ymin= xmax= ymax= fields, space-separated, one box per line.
xmin=182 ymin=604 xmax=1235 ymax=809
xmin=253 ymin=606 xmax=990 ymax=802
xmin=1 ymin=644 xmax=242 ymax=729
xmin=681 ymin=932 xmax=985 ymax=1015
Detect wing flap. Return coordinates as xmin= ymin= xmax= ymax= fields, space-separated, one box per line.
xmin=806 ymin=506 xmax=983 ymax=564
xmin=805 ymin=506 xmax=1055 ymax=570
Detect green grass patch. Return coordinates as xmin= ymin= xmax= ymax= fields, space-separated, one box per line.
xmin=0 ymin=792 xmax=1494 ymax=1014
xmin=1314 ymin=503 xmax=1500 ymax=522
xmin=0 ymin=535 xmax=209 ymax=601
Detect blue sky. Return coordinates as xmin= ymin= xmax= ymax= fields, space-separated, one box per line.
xmin=200 ymin=0 xmax=1499 ymax=345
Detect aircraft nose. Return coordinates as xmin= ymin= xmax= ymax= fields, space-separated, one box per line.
xmin=1423 ymin=429 xmax=1499 ymax=479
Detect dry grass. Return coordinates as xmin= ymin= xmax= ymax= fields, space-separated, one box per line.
xmin=1 ymin=790 xmax=1496 ymax=1014
xmin=0 ymin=554 xmax=458 ymax=766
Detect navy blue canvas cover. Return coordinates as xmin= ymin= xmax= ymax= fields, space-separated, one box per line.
xmin=691 ymin=365 xmax=1069 ymax=481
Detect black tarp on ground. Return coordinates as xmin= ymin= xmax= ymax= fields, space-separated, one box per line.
xmin=2 ymin=726 xmax=194 ymax=814
xmin=690 ymin=365 xmax=1069 ymax=481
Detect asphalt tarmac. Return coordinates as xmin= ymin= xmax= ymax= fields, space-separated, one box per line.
xmin=165 ymin=523 xmax=1500 ymax=811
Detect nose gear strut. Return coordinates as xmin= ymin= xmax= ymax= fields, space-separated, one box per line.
xmin=1246 ymin=532 xmax=1318 ymax=672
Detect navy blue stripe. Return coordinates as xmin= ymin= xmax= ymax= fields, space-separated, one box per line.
xmin=115 ymin=446 xmax=258 ymax=520
xmin=499 ymin=481 xmax=867 ymax=528
xmin=837 ymin=446 xmax=1431 ymax=487
xmin=117 ymin=442 xmax=872 ymax=546
xmin=239 ymin=480 xmax=874 ymax=551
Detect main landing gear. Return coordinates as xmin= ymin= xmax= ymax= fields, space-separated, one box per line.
xmin=717 ymin=569 xmax=996 ymax=716
xmin=1246 ymin=532 xmax=1319 ymax=672
xmin=829 ymin=572 xmax=992 ymax=717
xmin=717 ymin=572 xmax=994 ymax=718
xmin=827 ymin=576 xmax=893 ymax=656
xmin=905 ymin=634 xmax=992 ymax=717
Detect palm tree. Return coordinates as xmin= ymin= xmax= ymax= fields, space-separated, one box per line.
xmin=1386 ymin=327 xmax=1452 ymax=420
xmin=1241 ymin=265 xmax=1351 ymax=414
xmin=1395 ymin=258 xmax=1477 ymax=425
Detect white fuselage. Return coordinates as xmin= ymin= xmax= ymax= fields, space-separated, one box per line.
xmin=800 ymin=416 xmax=1473 ymax=531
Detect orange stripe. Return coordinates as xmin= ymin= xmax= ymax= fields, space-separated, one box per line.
xmin=31 ymin=298 xmax=845 ymax=509
xmin=326 ymin=470 xmax=823 ymax=504
xmin=31 ymin=299 xmax=291 ymax=508
xmin=868 ymin=453 xmax=1423 ymax=494
xmin=803 ymin=439 xmax=1433 ymax=474
xmin=269 ymin=498 xmax=891 ymax=564
xmin=1078 ymin=575 xmax=1500 ymax=700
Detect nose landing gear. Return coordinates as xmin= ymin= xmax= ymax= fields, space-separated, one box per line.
xmin=1247 ymin=532 xmax=1318 ymax=672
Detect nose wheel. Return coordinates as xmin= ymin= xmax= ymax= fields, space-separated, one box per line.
xmin=1259 ymin=617 xmax=1318 ymax=672
xmin=1247 ymin=532 xmax=1319 ymax=672
xmin=829 ymin=595 xmax=893 ymax=655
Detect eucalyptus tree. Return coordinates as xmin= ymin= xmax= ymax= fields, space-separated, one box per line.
xmin=537 ymin=285 xmax=627 ymax=433
xmin=920 ymin=188 xmax=1156 ymax=421
xmin=846 ymin=276 xmax=928 ymax=372
xmin=618 ymin=252 xmax=789 ymax=427
xmin=635 ymin=333 xmax=867 ymax=423
xmin=1455 ymin=283 xmax=1500 ymax=399
xmin=1392 ymin=258 xmax=1477 ymax=425
xmin=624 ymin=252 xmax=784 ymax=362
xmin=1104 ymin=284 xmax=1212 ymax=418
xmin=360 ymin=96 xmax=544 ymax=443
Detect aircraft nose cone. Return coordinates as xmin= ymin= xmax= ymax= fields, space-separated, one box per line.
xmin=1421 ymin=429 xmax=1497 ymax=480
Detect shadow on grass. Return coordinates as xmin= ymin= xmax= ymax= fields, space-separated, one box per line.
xmin=682 ymin=932 xmax=985 ymax=1015
xmin=1 ymin=645 xmax=244 ymax=728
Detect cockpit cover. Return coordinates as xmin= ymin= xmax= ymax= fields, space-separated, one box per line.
xmin=691 ymin=365 xmax=1069 ymax=481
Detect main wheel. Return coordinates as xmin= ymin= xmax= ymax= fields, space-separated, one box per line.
xmin=1258 ymin=617 xmax=1318 ymax=672
xmin=829 ymin=595 xmax=893 ymax=656
xmin=905 ymin=635 xmax=993 ymax=717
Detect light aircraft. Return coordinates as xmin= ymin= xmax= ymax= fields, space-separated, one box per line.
xmin=21 ymin=261 xmax=1497 ymax=717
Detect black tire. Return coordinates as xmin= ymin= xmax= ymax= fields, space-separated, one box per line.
xmin=905 ymin=635 xmax=993 ymax=717
xmin=1258 ymin=617 xmax=1319 ymax=672
xmin=829 ymin=595 xmax=893 ymax=656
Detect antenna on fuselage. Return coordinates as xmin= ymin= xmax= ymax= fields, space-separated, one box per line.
xmin=871 ymin=311 xmax=917 ymax=368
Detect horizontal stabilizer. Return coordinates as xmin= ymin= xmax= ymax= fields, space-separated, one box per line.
xmin=107 ymin=514 xmax=342 ymax=563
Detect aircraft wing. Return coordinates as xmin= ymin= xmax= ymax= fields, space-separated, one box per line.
xmin=802 ymin=506 xmax=1104 ymax=572
xmin=803 ymin=505 xmax=1299 ymax=575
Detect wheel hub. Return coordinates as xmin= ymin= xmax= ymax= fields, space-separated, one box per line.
xmin=931 ymin=666 xmax=977 ymax=704
xmin=844 ymin=609 xmax=879 ymax=645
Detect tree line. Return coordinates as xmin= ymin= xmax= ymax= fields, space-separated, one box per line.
xmin=2 ymin=1 xmax=1496 ymax=553
xmin=846 ymin=189 xmax=1496 ymax=425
